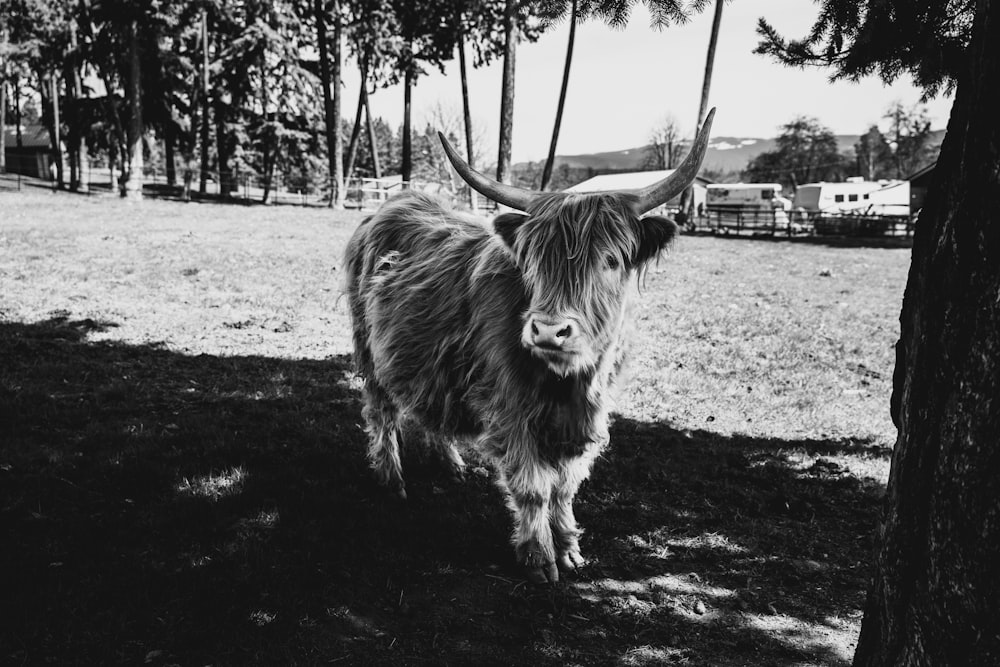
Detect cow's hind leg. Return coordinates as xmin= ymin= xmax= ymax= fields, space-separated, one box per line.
xmin=362 ymin=384 xmax=407 ymax=500
xmin=498 ymin=460 xmax=559 ymax=584
xmin=426 ymin=433 xmax=466 ymax=481
xmin=551 ymin=444 xmax=602 ymax=572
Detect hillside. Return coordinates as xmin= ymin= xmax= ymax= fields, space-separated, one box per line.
xmin=527 ymin=130 xmax=945 ymax=175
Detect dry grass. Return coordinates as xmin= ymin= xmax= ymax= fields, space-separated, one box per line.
xmin=0 ymin=190 xmax=909 ymax=665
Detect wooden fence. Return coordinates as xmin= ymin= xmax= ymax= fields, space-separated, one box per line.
xmin=698 ymin=208 xmax=916 ymax=239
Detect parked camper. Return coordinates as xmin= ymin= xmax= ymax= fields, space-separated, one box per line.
xmin=793 ymin=178 xmax=910 ymax=215
xmin=704 ymin=183 xmax=793 ymax=233
xmin=706 ymin=183 xmax=792 ymax=212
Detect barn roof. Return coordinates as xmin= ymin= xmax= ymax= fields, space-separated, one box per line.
xmin=2 ymin=124 xmax=51 ymax=149
xmin=564 ymin=170 xmax=712 ymax=193
xmin=908 ymin=161 xmax=936 ymax=185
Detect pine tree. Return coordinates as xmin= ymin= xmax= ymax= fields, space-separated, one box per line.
xmin=759 ymin=1 xmax=1000 ymax=663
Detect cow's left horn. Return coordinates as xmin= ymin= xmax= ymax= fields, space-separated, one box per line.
xmin=437 ymin=132 xmax=539 ymax=212
xmin=633 ymin=108 xmax=716 ymax=214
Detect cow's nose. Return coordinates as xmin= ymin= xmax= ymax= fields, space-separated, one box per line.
xmin=529 ymin=318 xmax=575 ymax=349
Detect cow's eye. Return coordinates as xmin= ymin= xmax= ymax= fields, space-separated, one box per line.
xmin=605 ymin=254 xmax=621 ymax=270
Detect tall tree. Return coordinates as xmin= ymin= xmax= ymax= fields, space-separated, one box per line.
xmin=680 ymin=0 xmax=724 ymax=216
xmin=744 ymin=116 xmax=846 ymax=189
xmin=1 ymin=23 xmax=9 ymax=174
xmin=123 ymin=16 xmax=143 ymax=199
xmin=539 ymin=0 xmax=578 ymax=191
xmin=495 ymin=0 xmax=518 ymax=185
xmin=759 ymin=1 xmax=1000 ymax=664
xmin=854 ymin=125 xmax=892 ymax=181
xmin=884 ymin=101 xmax=934 ymax=179
xmin=315 ymin=0 xmax=339 ymax=205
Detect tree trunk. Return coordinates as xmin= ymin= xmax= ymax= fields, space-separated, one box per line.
xmin=681 ymin=0 xmax=724 ymax=219
xmin=402 ymin=66 xmax=412 ymax=185
xmin=364 ymin=79 xmax=380 ymax=179
xmin=540 ymin=0 xmax=576 ymax=192
xmin=165 ymin=127 xmax=176 ymax=187
xmin=330 ymin=3 xmax=344 ymax=207
xmin=46 ymin=74 xmax=64 ymax=188
xmin=109 ymin=132 xmax=118 ymax=192
xmin=69 ymin=23 xmax=89 ymax=192
xmin=199 ymin=10 xmax=211 ymax=195
xmin=458 ymin=28 xmax=476 ymax=209
xmin=496 ymin=0 xmax=518 ymax=186
xmin=853 ymin=1 xmax=1000 ymax=664
xmin=0 ymin=79 xmax=7 ymax=174
xmin=344 ymin=64 xmax=365 ymax=181
xmin=315 ymin=0 xmax=341 ymax=207
xmin=123 ymin=19 xmax=143 ymax=200
xmin=215 ymin=99 xmax=229 ymax=198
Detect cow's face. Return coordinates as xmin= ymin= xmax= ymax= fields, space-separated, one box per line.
xmin=494 ymin=193 xmax=677 ymax=376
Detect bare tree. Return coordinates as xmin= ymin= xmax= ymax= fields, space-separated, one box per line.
xmin=422 ymin=101 xmax=487 ymax=195
xmin=643 ymin=115 xmax=686 ymax=170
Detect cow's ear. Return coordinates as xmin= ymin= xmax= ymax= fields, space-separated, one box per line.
xmin=493 ymin=212 xmax=527 ymax=249
xmin=634 ymin=215 xmax=679 ymax=265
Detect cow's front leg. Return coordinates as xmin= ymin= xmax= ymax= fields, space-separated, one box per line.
xmin=551 ymin=443 xmax=603 ymax=572
xmin=498 ymin=461 xmax=559 ymax=584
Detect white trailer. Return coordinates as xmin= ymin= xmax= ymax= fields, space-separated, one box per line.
xmin=793 ymin=178 xmax=911 ymax=215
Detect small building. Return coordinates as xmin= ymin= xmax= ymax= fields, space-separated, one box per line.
xmin=3 ymin=124 xmax=54 ymax=179
xmin=564 ymin=170 xmax=711 ymax=215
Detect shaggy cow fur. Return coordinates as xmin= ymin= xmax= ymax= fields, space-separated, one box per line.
xmin=344 ymin=190 xmax=677 ymax=583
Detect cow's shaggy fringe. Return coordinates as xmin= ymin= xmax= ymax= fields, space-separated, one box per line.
xmin=344 ymin=190 xmax=677 ymax=581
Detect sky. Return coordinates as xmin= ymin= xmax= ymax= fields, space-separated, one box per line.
xmin=338 ymin=0 xmax=956 ymax=165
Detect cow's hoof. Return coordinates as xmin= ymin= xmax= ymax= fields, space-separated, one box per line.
xmin=386 ymin=480 xmax=407 ymax=500
xmin=520 ymin=539 xmax=558 ymax=584
xmin=525 ymin=561 xmax=560 ymax=585
xmin=558 ymin=547 xmax=586 ymax=571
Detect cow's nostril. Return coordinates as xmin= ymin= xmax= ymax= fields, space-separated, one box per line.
xmin=556 ymin=325 xmax=572 ymax=339
xmin=531 ymin=322 xmax=539 ymax=336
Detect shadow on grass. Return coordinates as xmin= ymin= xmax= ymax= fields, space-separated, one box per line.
xmin=0 ymin=318 xmax=884 ymax=666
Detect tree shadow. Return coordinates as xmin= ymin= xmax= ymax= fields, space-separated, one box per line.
xmin=0 ymin=317 xmax=884 ymax=666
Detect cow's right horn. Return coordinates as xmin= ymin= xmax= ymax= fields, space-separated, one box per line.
xmin=437 ymin=133 xmax=539 ymax=212
xmin=632 ymin=107 xmax=716 ymax=214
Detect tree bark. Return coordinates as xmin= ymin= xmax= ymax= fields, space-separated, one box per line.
xmin=199 ymin=9 xmax=210 ymax=196
xmin=457 ymin=27 xmax=476 ymax=208
xmin=680 ymin=0 xmax=724 ymax=219
xmin=0 ymin=79 xmax=7 ymax=174
xmin=402 ymin=65 xmax=412 ymax=185
xmin=496 ymin=0 xmax=518 ymax=186
xmin=68 ymin=23 xmax=89 ymax=192
xmin=853 ymin=0 xmax=1000 ymax=664
xmin=123 ymin=19 xmax=143 ymax=200
xmin=48 ymin=74 xmax=64 ymax=188
xmin=364 ymin=79 xmax=380 ymax=180
xmin=540 ymin=0 xmax=576 ymax=192
xmin=315 ymin=0 xmax=343 ymax=207
xmin=330 ymin=3 xmax=344 ymax=207
xmin=344 ymin=62 xmax=365 ymax=181
xmin=215 ymin=99 xmax=229 ymax=198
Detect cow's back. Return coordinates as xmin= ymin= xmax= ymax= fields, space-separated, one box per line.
xmin=344 ymin=192 xmax=526 ymax=436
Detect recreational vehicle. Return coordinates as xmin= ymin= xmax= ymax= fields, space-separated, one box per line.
xmin=793 ymin=178 xmax=911 ymax=215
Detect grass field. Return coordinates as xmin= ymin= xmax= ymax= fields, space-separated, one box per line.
xmin=0 ymin=190 xmax=909 ymax=665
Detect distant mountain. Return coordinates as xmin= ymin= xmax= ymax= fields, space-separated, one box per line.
xmin=522 ymin=130 xmax=945 ymax=175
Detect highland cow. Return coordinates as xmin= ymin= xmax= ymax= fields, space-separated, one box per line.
xmin=344 ymin=110 xmax=715 ymax=583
